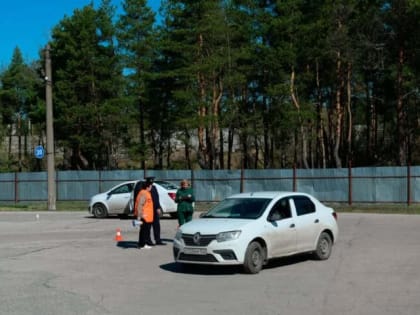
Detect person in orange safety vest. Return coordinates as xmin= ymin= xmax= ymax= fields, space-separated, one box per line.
xmin=135 ymin=181 xmax=154 ymax=249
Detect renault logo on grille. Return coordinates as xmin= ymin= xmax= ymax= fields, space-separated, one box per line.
xmin=193 ymin=232 xmax=201 ymax=245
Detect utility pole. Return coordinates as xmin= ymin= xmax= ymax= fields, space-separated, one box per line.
xmin=45 ymin=45 xmax=56 ymax=210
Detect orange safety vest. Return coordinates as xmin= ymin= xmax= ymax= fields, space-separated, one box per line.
xmin=134 ymin=189 xmax=154 ymax=223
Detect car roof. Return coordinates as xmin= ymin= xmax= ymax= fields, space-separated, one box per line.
xmin=131 ymin=179 xmax=176 ymax=189
xmin=114 ymin=180 xmax=137 ymax=185
xmin=227 ymin=191 xmax=311 ymax=199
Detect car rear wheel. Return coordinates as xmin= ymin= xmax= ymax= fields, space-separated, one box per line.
xmin=314 ymin=232 xmax=332 ymax=260
xmin=93 ymin=203 xmax=108 ymax=218
xmin=243 ymin=241 xmax=264 ymax=274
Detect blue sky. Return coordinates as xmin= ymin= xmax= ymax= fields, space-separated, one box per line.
xmin=0 ymin=0 xmax=160 ymax=69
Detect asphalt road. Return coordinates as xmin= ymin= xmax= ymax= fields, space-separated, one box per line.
xmin=0 ymin=211 xmax=419 ymax=315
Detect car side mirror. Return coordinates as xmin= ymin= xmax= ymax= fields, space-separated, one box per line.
xmin=268 ymin=212 xmax=282 ymax=222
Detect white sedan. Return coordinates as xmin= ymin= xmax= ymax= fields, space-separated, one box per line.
xmin=88 ymin=180 xmax=178 ymax=218
xmin=173 ymin=191 xmax=338 ymax=274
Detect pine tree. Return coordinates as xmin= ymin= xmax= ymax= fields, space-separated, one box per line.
xmin=50 ymin=1 xmax=124 ymax=169
xmin=116 ymin=0 xmax=156 ymax=169
xmin=0 ymin=47 xmax=40 ymax=171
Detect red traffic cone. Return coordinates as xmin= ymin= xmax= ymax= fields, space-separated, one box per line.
xmin=115 ymin=228 xmax=123 ymax=241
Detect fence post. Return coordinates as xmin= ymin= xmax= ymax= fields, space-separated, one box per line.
xmin=240 ymin=167 xmax=244 ymax=193
xmin=14 ymin=172 xmax=18 ymax=203
xmin=293 ymin=165 xmax=297 ymax=192
xmin=407 ymin=163 xmax=411 ymax=206
xmin=191 ymin=169 xmax=194 ymax=189
xmin=55 ymin=171 xmax=59 ymax=202
xmin=348 ymin=160 xmax=352 ymax=206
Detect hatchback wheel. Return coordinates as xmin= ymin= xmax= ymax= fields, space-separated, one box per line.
xmin=93 ymin=203 xmax=108 ymax=218
xmin=243 ymin=241 xmax=264 ymax=274
xmin=314 ymin=232 xmax=332 ymax=260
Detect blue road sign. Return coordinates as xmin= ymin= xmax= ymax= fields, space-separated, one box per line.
xmin=34 ymin=145 xmax=45 ymax=159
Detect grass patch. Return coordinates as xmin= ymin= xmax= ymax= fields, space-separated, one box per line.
xmin=0 ymin=201 xmax=87 ymax=212
xmin=0 ymin=201 xmax=419 ymax=214
xmin=331 ymin=203 xmax=420 ymax=215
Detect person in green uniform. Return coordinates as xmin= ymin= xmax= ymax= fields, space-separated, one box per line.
xmin=175 ymin=179 xmax=195 ymax=226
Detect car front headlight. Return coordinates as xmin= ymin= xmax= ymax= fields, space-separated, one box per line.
xmin=175 ymin=229 xmax=183 ymax=241
xmin=216 ymin=230 xmax=241 ymax=242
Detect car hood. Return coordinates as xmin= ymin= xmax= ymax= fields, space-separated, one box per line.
xmin=90 ymin=192 xmax=108 ymax=203
xmin=180 ymin=218 xmax=254 ymax=234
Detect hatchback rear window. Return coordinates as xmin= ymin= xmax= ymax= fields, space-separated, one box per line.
xmin=155 ymin=181 xmax=179 ymax=190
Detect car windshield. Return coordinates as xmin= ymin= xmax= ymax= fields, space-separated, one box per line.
xmin=155 ymin=181 xmax=179 ymax=190
xmin=202 ymin=198 xmax=271 ymax=219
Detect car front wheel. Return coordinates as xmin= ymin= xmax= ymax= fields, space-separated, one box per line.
xmin=243 ymin=241 xmax=264 ymax=274
xmin=92 ymin=203 xmax=108 ymax=218
xmin=314 ymin=232 xmax=332 ymax=260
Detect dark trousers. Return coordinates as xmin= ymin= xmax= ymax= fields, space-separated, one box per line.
xmin=178 ymin=210 xmax=193 ymax=226
xmin=152 ymin=210 xmax=161 ymax=243
xmin=138 ymin=220 xmax=152 ymax=247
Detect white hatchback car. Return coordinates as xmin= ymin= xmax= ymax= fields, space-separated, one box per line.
xmin=128 ymin=180 xmax=179 ymax=218
xmin=173 ymin=191 xmax=338 ymax=274
xmin=88 ymin=180 xmax=178 ymax=218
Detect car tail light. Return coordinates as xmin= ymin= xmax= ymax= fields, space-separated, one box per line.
xmin=332 ymin=212 xmax=338 ymax=220
xmin=168 ymin=192 xmax=176 ymax=200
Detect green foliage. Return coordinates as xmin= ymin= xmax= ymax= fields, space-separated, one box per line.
xmin=50 ymin=1 xmax=124 ymax=170
xmin=1 ymin=0 xmax=419 ymax=170
xmin=116 ymin=0 xmax=157 ymax=169
xmin=0 ymin=48 xmax=43 ymax=171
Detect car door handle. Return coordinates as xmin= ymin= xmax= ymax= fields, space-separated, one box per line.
xmin=314 ymin=219 xmax=319 ymax=223
xmin=289 ymin=223 xmax=295 ymax=228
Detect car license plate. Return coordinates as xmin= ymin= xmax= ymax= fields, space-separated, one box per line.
xmin=183 ymin=247 xmax=207 ymax=255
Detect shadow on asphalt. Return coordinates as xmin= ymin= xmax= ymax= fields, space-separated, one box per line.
xmin=116 ymin=238 xmax=174 ymax=249
xmin=263 ymin=253 xmax=311 ymax=270
xmin=116 ymin=241 xmax=138 ymax=249
xmin=84 ymin=215 xmax=136 ymax=220
xmin=160 ymin=253 xmax=311 ymax=275
xmin=160 ymin=262 xmax=242 ymax=275
xmin=85 ymin=215 xmax=176 ymax=221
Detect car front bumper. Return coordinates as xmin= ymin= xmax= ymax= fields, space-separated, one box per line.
xmin=173 ymin=237 xmax=246 ymax=266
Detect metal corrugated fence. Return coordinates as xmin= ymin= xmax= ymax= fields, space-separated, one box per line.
xmin=0 ymin=166 xmax=419 ymax=204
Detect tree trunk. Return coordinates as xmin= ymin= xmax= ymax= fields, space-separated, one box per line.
xmin=227 ymin=125 xmax=235 ymax=170
xmin=333 ymin=52 xmax=344 ymax=168
xmin=315 ymin=60 xmax=326 ymax=168
xmin=254 ymin=132 xmax=259 ymax=169
xmin=219 ymin=127 xmax=224 ymax=169
xmin=184 ymin=129 xmax=191 ymax=169
xmin=197 ymin=33 xmax=208 ymax=169
xmin=263 ymin=121 xmax=270 ymax=168
xmin=166 ymin=137 xmax=172 ymax=169
xmin=263 ymin=101 xmax=270 ymax=168
xmin=346 ymin=62 xmax=353 ymax=165
xmin=396 ymin=46 xmax=407 ymax=165
xmin=241 ymin=132 xmax=248 ymax=169
xmin=290 ymin=68 xmax=309 ymax=169
xmin=211 ymin=75 xmax=223 ymax=169
xmin=8 ymin=125 xmax=12 ymax=160
xmin=139 ymin=98 xmax=145 ymax=170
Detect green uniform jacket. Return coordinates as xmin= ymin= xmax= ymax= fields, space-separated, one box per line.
xmin=175 ymin=187 xmax=195 ymax=213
